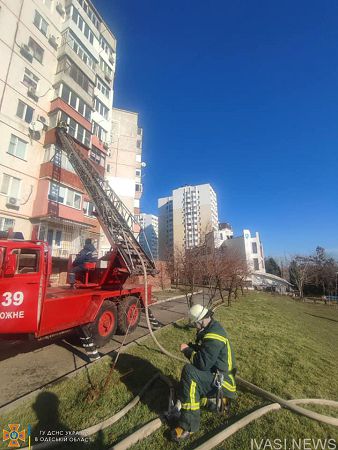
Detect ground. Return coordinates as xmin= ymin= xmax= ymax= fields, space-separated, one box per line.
xmin=1 ymin=292 xmax=337 ymax=450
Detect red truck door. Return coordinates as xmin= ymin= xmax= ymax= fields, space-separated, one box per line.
xmin=0 ymin=246 xmax=43 ymax=334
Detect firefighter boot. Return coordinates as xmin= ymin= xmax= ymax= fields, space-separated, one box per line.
xmin=171 ymin=427 xmax=192 ymax=442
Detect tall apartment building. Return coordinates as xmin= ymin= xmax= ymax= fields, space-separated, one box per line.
xmin=158 ymin=184 xmax=219 ymax=259
xmin=0 ymin=1 xmax=140 ymax=264
xmin=136 ymin=213 xmax=158 ymax=260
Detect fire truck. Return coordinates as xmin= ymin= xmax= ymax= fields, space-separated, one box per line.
xmin=0 ymin=125 xmax=157 ymax=349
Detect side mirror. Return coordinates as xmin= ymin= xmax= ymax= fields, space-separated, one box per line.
xmin=4 ymin=253 xmax=17 ymax=277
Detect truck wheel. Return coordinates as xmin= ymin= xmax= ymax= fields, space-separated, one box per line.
xmin=117 ymin=296 xmax=141 ymax=334
xmin=90 ymin=301 xmax=117 ymax=347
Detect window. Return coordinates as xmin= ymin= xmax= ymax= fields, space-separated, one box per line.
xmin=8 ymin=135 xmax=27 ymax=159
xmin=64 ymin=31 xmax=96 ymax=70
xmin=44 ymin=147 xmax=75 ymax=173
xmin=1 ymin=174 xmax=21 ymax=198
xmin=253 ymin=258 xmax=259 ymax=271
xmin=99 ymin=35 xmax=113 ymax=56
xmin=136 ymin=140 xmax=142 ymax=149
xmin=106 ymin=164 xmax=110 ymax=172
xmin=57 ymin=57 xmax=94 ymax=96
xmin=90 ymin=146 xmax=105 ymax=166
xmin=0 ymin=217 xmax=15 ymax=232
xmin=78 ymin=0 xmax=100 ymax=29
xmin=23 ymin=68 xmax=39 ymax=90
xmin=96 ymin=78 xmax=110 ymax=99
xmin=92 ymin=121 xmax=107 ymax=142
xmin=48 ymin=182 xmax=82 ymax=209
xmin=34 ymin=10 xmax=48 ymax=36
xmin=28 ymin=37 xmax=44 ymax=63
xmin=16 ymin=249 xmax=39 ymax=274
xmin=252 ymin=242 xmax=258 ymax=254
xmin=94 ymin=98 xmax=108 ymax=119
xmin=16 ymin=100 xmax=34 ymax=123
xmin=100 ymin=57 xmax=113 ymax=78
xmin=59 ymin=111 xmax=91 ymax=147
xmin=135 ymin=183 xmax=142 ymax=192
xmin=83 ymin=200 xmax=96 ymax=217
xmin=60 ymin=83 xmax=92 ymax=121
xmin=71 ymin=7 xmax=94 ymax=44
xmin=136 ymin=169 xmax=141 ymax=177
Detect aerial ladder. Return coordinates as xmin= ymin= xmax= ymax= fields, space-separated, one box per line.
xmin=56 ymin=123 xmax=157 ymax=277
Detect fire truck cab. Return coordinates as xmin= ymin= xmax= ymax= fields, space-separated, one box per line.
xmin=0 ymin=237 xmax=151 ymax=346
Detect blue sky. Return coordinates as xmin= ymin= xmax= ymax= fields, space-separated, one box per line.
xmin=95 ymin=0 xmax=338 ymax=259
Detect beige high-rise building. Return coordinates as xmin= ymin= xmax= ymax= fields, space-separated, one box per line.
xmin=0 ymin=0 xmax=143 ymax=268
xmin=158 ymin=184 xmax=219 ymax=258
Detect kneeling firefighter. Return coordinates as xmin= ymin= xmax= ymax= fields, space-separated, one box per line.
xmin=172 ymin=304 xmax=237 ymax=442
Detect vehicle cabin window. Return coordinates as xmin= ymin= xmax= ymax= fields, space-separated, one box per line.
xmin=13 ymin=249 xmax=39 ymax=274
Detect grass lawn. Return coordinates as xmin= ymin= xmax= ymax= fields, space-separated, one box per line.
xmin=1 ymin=292 xmax=338 ymax=450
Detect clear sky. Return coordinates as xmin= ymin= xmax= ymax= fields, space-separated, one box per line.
xmin=95 ymin=0 xmax=338 ymax=259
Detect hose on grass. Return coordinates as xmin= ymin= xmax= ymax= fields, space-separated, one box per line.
xmin=138 ymin=252 xmax=338 ymax=427
xmin=20 ymin=372 xmax=170 ymax=450
xmin=194 ymin=399 xmax=338 ymax=450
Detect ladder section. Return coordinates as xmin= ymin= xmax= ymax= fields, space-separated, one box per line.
xmin=56 ymin=126 xmax=156 ymax=276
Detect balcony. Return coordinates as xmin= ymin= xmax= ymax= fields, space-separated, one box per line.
xmin=49 ymin=98 xmax=92 ymax=132
xmin=57 ymin=43 xmax=96 ymax=84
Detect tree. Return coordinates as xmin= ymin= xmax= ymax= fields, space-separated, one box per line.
xmin=289 ymin=255 xmax=312 ymax=298
xmin=265 ymin=257 xmax=282 ymax=277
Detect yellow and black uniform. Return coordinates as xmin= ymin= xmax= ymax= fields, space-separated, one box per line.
xmin=179 ymin=319 xmax=236 ymax=432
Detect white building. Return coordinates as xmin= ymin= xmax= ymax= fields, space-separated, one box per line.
xmin=158 ymin=184 xmax=219 ymax=258
xmin=205 ymin=222 xmax=234 ymax=249
xmin=221 ymin=229 xmax=265 ymax=273
xmin=136 ymin=213 xmax=158 ymax=260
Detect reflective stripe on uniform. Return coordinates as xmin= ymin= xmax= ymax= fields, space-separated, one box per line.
xmin=191 ymin=350 xmax=196 ymax=363
xmin=203 ymin=332 xmax=234 ymax=371
xmin=222 ymin=379 xmax=236 ymax=392
xmin=182 ymin=380 xmax=200 ymax=411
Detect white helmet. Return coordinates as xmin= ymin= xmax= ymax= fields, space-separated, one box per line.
xmin=189 ymin=304 xmax=209 ymax=322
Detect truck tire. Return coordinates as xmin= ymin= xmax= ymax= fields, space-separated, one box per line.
xmin=117 ymin=296 xmax=141 ymax=334
xmin=90 ymin=301 xmax=117 ymax=347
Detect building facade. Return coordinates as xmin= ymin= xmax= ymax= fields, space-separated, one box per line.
xmin=0 ymin=1 xmax=143 ymax=268
xmin=136 ymin=213 xmax=158 ymax=260
xmin=158 ymin=184 xmax=219 ymax=259
xmin=221 ymin=229 xmax=266 ymax=273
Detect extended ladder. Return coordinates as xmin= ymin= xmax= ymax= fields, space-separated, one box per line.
xmin=56 ymin=125 xmax=157 ymax=276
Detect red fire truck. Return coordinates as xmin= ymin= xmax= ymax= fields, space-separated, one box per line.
xmin=0 ymin=126 xmax=156 ymax=348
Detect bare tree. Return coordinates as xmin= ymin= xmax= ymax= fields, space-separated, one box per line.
xmin=289 ymin=255 xmax=312 ymax=299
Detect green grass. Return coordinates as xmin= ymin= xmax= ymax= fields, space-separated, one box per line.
xmin=1 ymin=292 xmax=338 ymax=450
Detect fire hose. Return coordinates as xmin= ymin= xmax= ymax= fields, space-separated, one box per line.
xmin=20 ymin=250 xmax=338 ymax=449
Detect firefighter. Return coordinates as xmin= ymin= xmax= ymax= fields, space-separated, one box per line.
xmin=171 ymin=304 xmax=237 ymax=442
xmin=72 ymin=238 xmax=98 ymax=273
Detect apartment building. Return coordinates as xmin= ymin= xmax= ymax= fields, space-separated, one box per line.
xmin=0 ymin=0 xmax=116 ymax=260
xmin=136 ymin=213 xmax=158 ymax=260
xmin=205 ymin=222 xmax=234 ymax=249
xmin=158 ymin=184 xmax=219 ymax=259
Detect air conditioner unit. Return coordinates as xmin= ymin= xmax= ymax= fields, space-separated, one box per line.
xmin=103 ymin=142 xmax=109 ymax=150
xmin=27 ymin=86 xmax=39 ymax=102
xmin=6 ymin=197 xmax=20 ymax=210
xmin=56 ymin=2 xmax=65 ymax=16
xmin=48 ymin=34 xmax=58 ymax=50
xmin=20 ymin=44 xmax=33 ymax=63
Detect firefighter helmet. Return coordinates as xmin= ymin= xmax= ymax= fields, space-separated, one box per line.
xmin=189 ymin=304 xmax=209 ymax=322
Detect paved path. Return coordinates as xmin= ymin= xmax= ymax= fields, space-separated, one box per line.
xmin=0 ymin=292 xmax=205 ymax=407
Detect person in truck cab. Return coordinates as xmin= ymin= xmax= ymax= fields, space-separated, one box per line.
xmin=72 ymin=239 xmax=98 ymax=273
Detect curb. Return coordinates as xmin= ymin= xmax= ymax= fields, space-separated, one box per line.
xmin=0 ymin=300 xmax=189 ymax=416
